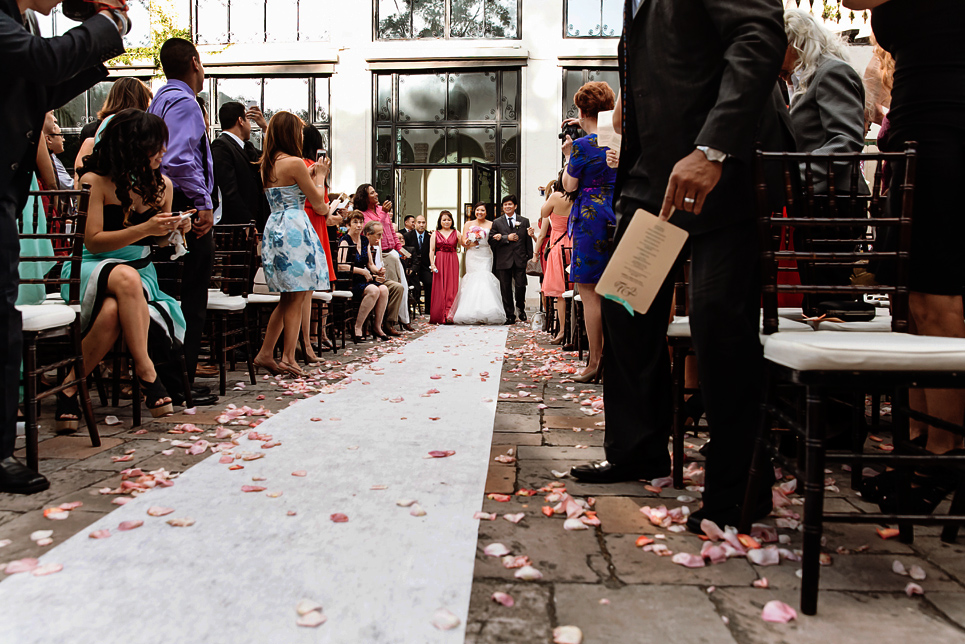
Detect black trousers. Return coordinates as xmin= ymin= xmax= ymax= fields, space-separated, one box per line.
xmin=496 ymin=265 xmax=526 ymax=320
xmin=602 ymin=207 xmax=763 ymax=510
xmin=411 ymin=266 xmax=433 ymax=313
xmin=172 ymin=191 xmax=214 ymax=382
xmin=0 ymin=197 xmax=22 ymax=459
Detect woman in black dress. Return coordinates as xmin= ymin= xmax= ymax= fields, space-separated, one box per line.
xmin=847 ymin=0 xmax=965 ymax=511
xmin=337 ymin=211 xmax=389 ymax=342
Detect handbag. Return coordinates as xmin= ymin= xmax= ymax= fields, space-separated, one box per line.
xmin=525 ymin=257 xmax=543 ymax=277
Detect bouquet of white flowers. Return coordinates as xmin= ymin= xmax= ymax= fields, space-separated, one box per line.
xmin=465 ymin=226 xmax=484 ymax=243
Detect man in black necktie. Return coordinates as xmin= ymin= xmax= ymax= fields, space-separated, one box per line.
xmin=211 ymin=101 xmax=270 ymax=231
xmin=490 ymin=195 xmax=532 ymax=323
xmin=403 ymin=214 xmax=433 ymax=315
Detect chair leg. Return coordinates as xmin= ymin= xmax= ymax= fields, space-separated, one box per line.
xmin=800 ymin=386 xmax=827 ymax=616
xmin=91 ymin=368 xmax=108 ymax=408
xmin=941 ymin=480 xmax=965 ymax=544
xmin=243 ymin=310 xmax=256 ymax=385
xmin=111 ymin=349 xmax=121 ymax=408
xmin=851 ymin=391 xmax=865 ymax=492
xmin=740 ymin=369 xmax=774 ymax=534
xmin=671 ymin=345 xmax=686 ymax=489
xmin=131 ymin=362 xmax=141 ymax=429
xmin=218 ymin=316 xmax=227 ymax=397
xmin=178 ymin=351 xmax=194 ymax=408
xmin=72 ymin=322 xmax=100 ymax=447
xmin=891 ymin=386 xmax=915 ymax=544
xmin=23 ymin=335 xmax=40 ymax=472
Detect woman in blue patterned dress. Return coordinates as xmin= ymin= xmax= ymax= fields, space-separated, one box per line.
xmin=252 ymin=112 xmax=331 ymax=378
xmin=561 ymin=81 xmax=617 ymax=383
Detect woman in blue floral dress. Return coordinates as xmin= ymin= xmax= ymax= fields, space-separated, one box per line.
xmin=253 ymin=111 xmax=331 ymax=378
xmin=562 ymin=81 xmax=617 ymax=382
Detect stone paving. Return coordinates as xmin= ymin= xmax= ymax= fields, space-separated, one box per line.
xmin=1 ymin=317 xmax=965 ymax=643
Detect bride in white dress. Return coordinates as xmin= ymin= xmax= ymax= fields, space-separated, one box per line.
xmin=451 ymin=203 xmax=507 ymax=325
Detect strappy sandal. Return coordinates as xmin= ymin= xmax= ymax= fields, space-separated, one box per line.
xmin=138 ymin=376 xmax=174 ymax=418
xmin=55 ymin=391 xmax=81 ymax=433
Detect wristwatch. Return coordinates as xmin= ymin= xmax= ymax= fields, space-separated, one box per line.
xmin=696 ymin=145 xmax=727 ymax=164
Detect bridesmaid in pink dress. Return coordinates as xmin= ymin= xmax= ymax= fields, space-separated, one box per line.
xmin=533 ymin=176 xmax=573 ymax=344
xmin=429 ymin=210 xmax=462 ymax=324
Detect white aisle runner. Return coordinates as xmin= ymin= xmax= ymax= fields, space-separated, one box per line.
xmin=0 ymin=325 xmax=508 ymax=643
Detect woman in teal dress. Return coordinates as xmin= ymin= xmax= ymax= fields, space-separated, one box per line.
xmin=56 ymin=109 xmax=191 ymax=430
xmin=562 ymin=81 xmax=617 ymax=383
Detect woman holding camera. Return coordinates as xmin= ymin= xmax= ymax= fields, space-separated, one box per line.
xmin=561 ymin=82 xmax=617 ymax=382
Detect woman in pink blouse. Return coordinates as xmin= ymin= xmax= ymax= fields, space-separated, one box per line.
xmin=353 ymin=184 xmax=411 ymax=330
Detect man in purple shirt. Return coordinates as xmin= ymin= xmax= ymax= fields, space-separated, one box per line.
xmin=148 ymin=38 xmax=218 ymax=406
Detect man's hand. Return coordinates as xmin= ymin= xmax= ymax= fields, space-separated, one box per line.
xmin=658 ymin=149 xmax=723 ymax=221
xmin=492 ymin=233 xmax=502 ymax=242
xmin=508 ymin=232 xmax=519 ymax=242
xmin=98 ymin=0 xmax=130 ymax=35
xmin=246 ymin=106 xmax=268 ymax=130
xmin=193 ymin=209 xmax=214 ymax=236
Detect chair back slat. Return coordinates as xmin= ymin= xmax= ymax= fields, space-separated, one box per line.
xmin=19 ymin=187 xmax=90 ymax=305
xmin=210 ymin=223 xmax=257 ymax=296
xmin=756 ymin=145 xmax=917 ymax=335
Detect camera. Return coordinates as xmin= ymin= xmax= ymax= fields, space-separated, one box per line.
xmin=61 ymin=0 xmax=99 ymax=21
xmin=558 ymin=123 xmax=582 ymax=142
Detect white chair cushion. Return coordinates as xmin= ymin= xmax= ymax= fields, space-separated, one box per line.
xmin=813 ymin=315 xmax=893 ymax=333
xmin=778 ymin=307 xmax=805 ymax=321
xmin=207 ymin=295 xmax=246 ymax=311
xmin=667 ymin=316 xmax=691 ymax=338
xmin=17 ymin=304 xmax=75 ymax=332
xmin=331 ymin=290 xmax=354 ymax=299
xmin=764 ymin=331 xmax=965 ymax=372
xmin=574 ymin=294 xmax=582 ymax=303
xmin=312 ymin=291 xmax=333 ymax=302
xmin=562 ymin=290 xmax=574 ymax=299
xmin=44 ymin=293 xmax=65 ymax=303
xmin=246 ymin=293 xmax=280 ymax=305
xmin=668 ymin=316 xmax=814 ymax=341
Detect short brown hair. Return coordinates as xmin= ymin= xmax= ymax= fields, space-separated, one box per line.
xmin=97 ymin=78 xmax=153 ymax=120
xmin=260 ymin=111 xmax=304 ymax=185
xmin=345 ymin=211 xmax=365 ymax=225
xmin=574 ymin=81 xmax=616 ymax=119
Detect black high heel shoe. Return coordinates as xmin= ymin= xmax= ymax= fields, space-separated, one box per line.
xmin=374 ymin=331 xmax=389 ymax=341
xmin=55 ymin=391 xmax=81 ymax=433
xmin=351 ymin=330 xmax=365 ymax=344
xmin=137 ymin=376 xmax=174 ymax=418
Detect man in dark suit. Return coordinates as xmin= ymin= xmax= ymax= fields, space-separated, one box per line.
xmin=211 ymin=101 xmax=269 ymax=231
xmin=403 ymin=214 xmax=433 ymax=315
xmin=0 ymin=0 xmax=126 ymax=492
xmin=570 ymin=0 xmax=792 ymax=534
xmin=490 ymin=195 xmax=532 ymax=324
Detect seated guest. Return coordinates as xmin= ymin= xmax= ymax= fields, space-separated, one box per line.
xmin=211 ymin=101 xmax=269 ymax=230
xmin=56 ymin=109 xmax=192 ymax=429
xmin=337 ymin=212 xmax=389 ymax=342
xmin=355 ymin=183 xmax=411 ymax=331
xmin=364 ymin=220 xmax=405 ymax=337
xmin=44 ymin=122 xmax=72 ymax=190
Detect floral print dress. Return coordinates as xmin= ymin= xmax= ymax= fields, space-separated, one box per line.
xmin=566 ymin=134 xmax=617 ymax=284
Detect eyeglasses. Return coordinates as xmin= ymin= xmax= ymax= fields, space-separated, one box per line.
xmin=47 ymin=134 xmax=65 ymax=139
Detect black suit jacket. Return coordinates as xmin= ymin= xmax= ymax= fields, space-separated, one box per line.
xmin=0 ymin=1 xmax=123 ymax=212
xmin=491 ymin=214 xmax=533 ymax=271
xmin=211 ymin=133 xmax=269 ymax=230
xmin=617 ymin=0 xmax=792 ymax=235
xmin=403 ymin=228 xmax=431 ymax=270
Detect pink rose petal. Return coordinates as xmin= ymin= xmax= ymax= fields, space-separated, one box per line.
xmin=147 ymin=506 xmax=174 ymax=517
xmin=89 ymin=529 xmax=111 ymax=539
xmin=330 ymin=513 xmax=349 ymax=523
xmin=503 ymin=513 xmax=525 ymax=524
xmin=484 ymin=543 xmax=511 ymax=557
xmin=241 ymin=485 xmax=266 ymax=493
xmin=31 ymin=563 xmax=63 ymax=577
xmin=671 ymin=553 xmax=706 ymax=568
xmin=118 ymin=520 xmax=143 ymax=531
xmin=905 ymin=582 xmax=924 ymax=597
xmin=166 ymin=517 xmax=195 ymax=527
xmin=761 ymin=600 xmax=797 ymax=623
xmin=430 ymin=607 xmax=460 ymax=630
xmin=292 ymin=470 xmax=307 ymax=477
xmin=428 ymin=450 xmax=456 ymax=458
xmin=4 ymin=558 xmax=39 ymax=574
xmin=491 ymin=591 xmax=515 ymax=607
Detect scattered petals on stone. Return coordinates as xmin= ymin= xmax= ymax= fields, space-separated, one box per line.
xmin=241 ymin=485 xmax=266 ymax=493
xmin=43 ymin=507 xmax=69 ymax=520
xmin=396 ymin=499 xmax=417 ymax=507
xmin=494 ymin=454 xmax=516 ymax=464
xmin=503 ymin=513 xmax=525 ymax=524
xmin=104 ymin=415 xmax=121 ymax=426
xmin=31 ymin=563 xmax=63 ymax=577
xmin=877 ymin=527 xmax=900 ymax=540
xmin=553 ymin=625 xmax=583 ymax=644
xmin=409 ymin=503 xmax=427 ymax=517
xmin=474 ymin=511 xmax=497 ymax=521
xmin=671 ymin=553 xmax=706 ymax=568
xmin=166 ymin=517 xmax=195 ymax=527
xmin=491 ymin=591 xmax=515 ymax=607
xmin=752 ymin=578 xmax=769 ymax=589
xmin=292 ymin=470 xmax=307 ymax=477
xmin=563 ymin=518 xmax=589 ymax=531
xmin=297 ymin=610 xmax=327 ymax=628
xmin=147 ymin=506 xmax=174 ymax=517
xmin=118 ymin=520 xmax=143 ymax=531
xmin=905 ymin=582 xmax=925 ymax=597
xmin=89 ymin=529 xmax=111 ymax=539
xmin=4 ymin=558 xmax=39 ymax=574
xmin=748 ymin=547 xmax=781 ymax=567
xmin=909 ymin=565 xmax=927 ymax=581
xmin=893 ymin=560 xmax=907 ymax=576
xmin=296 ymin=599 xmax=324 ymax=616
xmin=29 ymin=530 xmax=52 ymax=542
xmin=427 ymin=450 xmax=456 ymax=458
xmin=111 ymin=454 xmax=134 ymax=463
xmin=761 ymin=600 xmax=797 ymax=624
xmin=330 ymin=513 xmax=349 ymax=523
xmin=635 ymin=536 xmax=654 ymax=547
xmin=430 ymin=607 xmax=460 ymax=631
xmin=514 ymin=565 xmax=543 ymax=581
xmin=488 ymin=493 xmax=512 ymax=502
xmin=484 ymin=543 xmax=511 ymax=557
xmin=502 ymin=555 xmax=531 ymax=569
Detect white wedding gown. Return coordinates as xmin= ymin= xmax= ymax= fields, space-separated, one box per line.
xmin=452 ymin=228 xmax=507 ymax=325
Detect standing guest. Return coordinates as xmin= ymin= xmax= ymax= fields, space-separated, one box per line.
xmin=338 ymin=212 xmax=389 ymax=342
xmin=56 ymin=110 xmax=191 ymax=428
xmin=561 ymin=81 xmax=617 ymax=382
xmin=490 ymin=194 xmax=532 ymax=324
xmin=147 ymin=37 xmax=218 ymax=406
xmin=402 ymin=215 xmax=416 ymax=232
xmin=428 ymin=210 xmax=461 ymax=324
xmin=355 ymin=183 xmax=411 ymax=330
xmin=364 ymin=221 xmax=405 ymax=336
xmin=74 ymin=77 xmax=152 ymax=179
xmin=252 ymin=111 xmax=330 ymax=377
xmin=0 ymin=0 xmax=127 ymax=492
xmin=404 ymin=214 xmax=433 ymax=314
xmin=533 ymin=175 xmax=574 ymax=345
xmin=571 ymin=0 xmax=792 ymax=537
xmin=44 ymin=123 xmax=73 ymax=190
xmin=211 ymin=101 xmax=269 ymax=230
xmin=844 ymin=0 xmax=965 ymax=513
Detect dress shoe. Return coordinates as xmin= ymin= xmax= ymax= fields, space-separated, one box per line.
xmin=195 ymin=364 xmax=219 ymax=377
xmin=191 ymin=385 xmax=211 ymax=397
xmin=503 ymin=318 xmax=516 ymax=325
xmin=570 ymin=460 xmax=669 ymax=484
xmin=170 ymin=391 xmax=219 ymax=407
xmin=400 ymin=322 xmax=415 ymax=332
xmin=518 ymin=311 xmax=527 ymax=322
xmin=0 ymin=456 xmax=49 ymax=494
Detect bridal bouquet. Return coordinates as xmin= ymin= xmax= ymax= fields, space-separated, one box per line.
xmin=466 ymin=226 xmax=485 ymax=243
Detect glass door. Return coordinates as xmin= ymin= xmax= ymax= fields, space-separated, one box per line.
xmin=471 ymin=161 xmax=498 ymax=215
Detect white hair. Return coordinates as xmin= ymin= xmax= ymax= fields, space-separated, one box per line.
xmin=784 ymin=9 xmax=851 ymax=97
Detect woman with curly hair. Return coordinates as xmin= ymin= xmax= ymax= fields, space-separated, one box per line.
xmin=55 ymin=109 xmax=191 ymax=430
